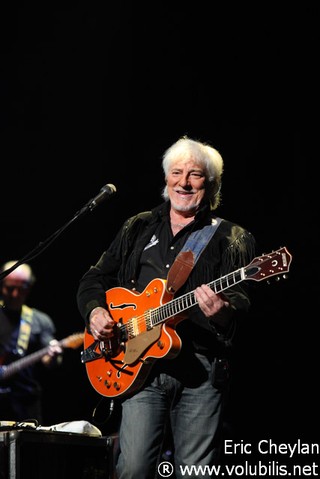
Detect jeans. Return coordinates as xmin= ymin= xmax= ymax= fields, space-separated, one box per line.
xmin=116 ymin=353 xmax=226 ymax=479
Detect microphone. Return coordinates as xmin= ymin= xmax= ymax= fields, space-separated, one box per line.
xmin=86 ymin=183 xmax=117 ymax=212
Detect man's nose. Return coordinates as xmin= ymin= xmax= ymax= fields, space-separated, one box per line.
xmin=11 ymin=287 xmax=21 ymax=297
xmin=179 ymin=175 xmax=191 ymax=187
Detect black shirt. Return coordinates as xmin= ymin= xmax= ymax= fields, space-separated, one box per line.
xmin=135 ymin=218 xmax=194 ymax=293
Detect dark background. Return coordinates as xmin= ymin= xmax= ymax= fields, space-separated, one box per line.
xmin=1 ymin=2 xmax=318 ymax=444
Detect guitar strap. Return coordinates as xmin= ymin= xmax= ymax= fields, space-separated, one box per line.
xmin=166 ymin=217 xmax=222 ymax=293
xmin=0 ymin=301 xmax=33 ymax=357
xmin=16 ymin=305 xmax=33 ymax=355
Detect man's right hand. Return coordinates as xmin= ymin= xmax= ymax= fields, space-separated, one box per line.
xmin=89 ymin=306 xmax=115 ymax=340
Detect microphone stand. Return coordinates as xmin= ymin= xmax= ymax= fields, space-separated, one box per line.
xmin=0 ymin=193 xmax=112 ymax=281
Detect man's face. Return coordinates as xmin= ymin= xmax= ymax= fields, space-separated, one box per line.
xmin=166 ymin=158 xmax=207 ymax=214
xmin=1 ymin=269 xmax=31 ymax=311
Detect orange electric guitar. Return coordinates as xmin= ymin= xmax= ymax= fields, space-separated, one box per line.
xmin=82 ymin=247 xmax=292 ymax=399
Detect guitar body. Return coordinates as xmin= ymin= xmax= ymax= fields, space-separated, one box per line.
xmin=83 ymin=278 xmax=183 ymax=398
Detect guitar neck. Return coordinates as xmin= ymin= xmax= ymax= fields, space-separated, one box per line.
xmin=151 ymin=267 xmax=245 ymax=327
xmin=113 ymin=247 xmax=291 ymax=342
xmin=0 ymin=333 xmax=84 ymax=381
xmin=0 ymin=345 xmax=51 ymax=380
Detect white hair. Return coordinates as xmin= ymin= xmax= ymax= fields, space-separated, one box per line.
xmin=161 ymin=136 xmax=224 ymax=210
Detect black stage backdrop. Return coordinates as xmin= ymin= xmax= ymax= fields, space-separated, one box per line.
xmin=1 ymin=1 xmax=318 ymax=456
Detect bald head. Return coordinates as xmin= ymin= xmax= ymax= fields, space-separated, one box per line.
xmin=0 ymin=261 xmax=36 ymax=311
xmin=1 ymin=262 xmax=35 ymax=285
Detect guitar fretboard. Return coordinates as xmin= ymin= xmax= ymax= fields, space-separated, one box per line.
xmin=118 ymin=246 xmax=291 ymax=339
xmin=151 ymin=267 xmax=245 ymax=327
xmin=0 ymin=333 xmax=83 ymax=380
xmin=0 ymin=346 xmax=50 ymax=380
xmin=120 ymin=267 xmax=246 ymax=338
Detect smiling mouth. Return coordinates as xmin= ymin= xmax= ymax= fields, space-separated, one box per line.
xmin=175 ymin=190 xmax=194 ymax=195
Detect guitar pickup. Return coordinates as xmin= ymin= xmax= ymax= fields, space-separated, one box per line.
xmin=81 ymin=341 xmax=104 ymax=363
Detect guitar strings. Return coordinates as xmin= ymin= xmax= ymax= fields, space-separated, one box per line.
xmin=104 ymin=252 xmax=286 ymax=340
xmin=114 ymin=268 xmax=246 ymax=336
xmin=116 ymin=292 xmax=194 ymax=336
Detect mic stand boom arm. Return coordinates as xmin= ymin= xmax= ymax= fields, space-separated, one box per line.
xmin=0 ymin=183 xmax=116 ymax=281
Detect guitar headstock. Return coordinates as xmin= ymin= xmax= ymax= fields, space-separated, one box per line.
xmin=61 ymin=332 xmax=84 ymax=349
xmin=245 ymin=247 xmax=292 ymax=282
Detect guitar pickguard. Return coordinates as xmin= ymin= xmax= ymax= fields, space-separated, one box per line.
xmin=124 ymin=325 xmax=162 ymax=364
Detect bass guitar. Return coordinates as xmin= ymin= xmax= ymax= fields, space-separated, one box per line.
xmin=0 ymin=332 xmax=84 ymax=381
xmin=82 ymin=247 xmax=292 ymax=399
